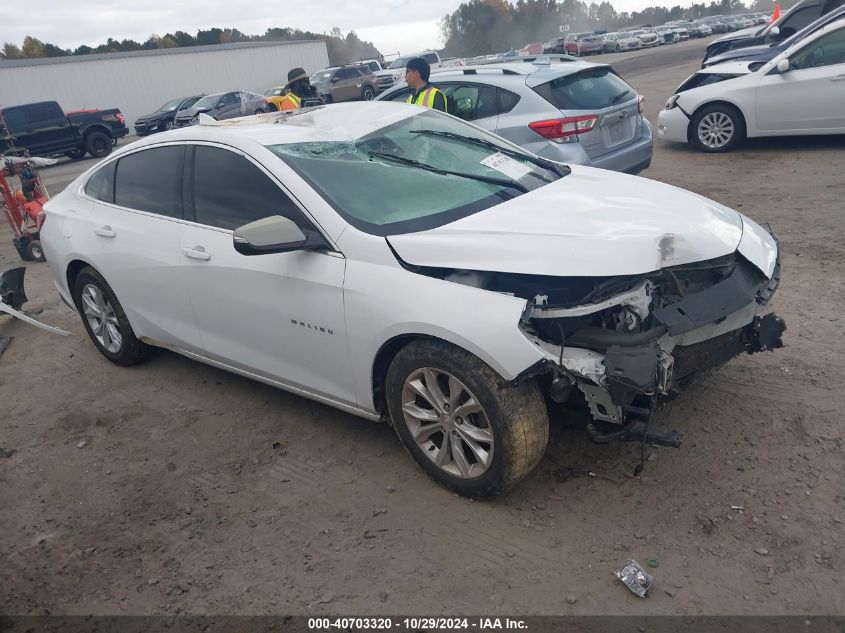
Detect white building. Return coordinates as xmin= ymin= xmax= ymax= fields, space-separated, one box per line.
xmin=0 ymin=40 xmax=330 ymax=129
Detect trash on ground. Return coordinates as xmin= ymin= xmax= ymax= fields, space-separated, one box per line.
xmin=615 ymin=560 xmax=654 ymax=598
xmin=646 ymin=558 xmax=660 ymax=568
xmin=0 ymin=447 xmax=16 ymax=459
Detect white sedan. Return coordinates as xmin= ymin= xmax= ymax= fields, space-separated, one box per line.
xmin=658 ymin=17 xmax=845 ymax=152
xmin=41 ymin=102 xmax=785 ymax=497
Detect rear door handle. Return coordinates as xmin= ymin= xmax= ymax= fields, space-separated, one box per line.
xmin=94 ymin=225 xmax=116 ymax=238
xmin=182 ymin=246 xmax=211 ymax=261
xmin=831 ymin=74 xmax=845 ymax=81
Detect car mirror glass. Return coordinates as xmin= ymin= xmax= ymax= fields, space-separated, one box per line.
xmin=770 ymin=26 xmax=780 ymax=36
xmin=777 ymin=58 xmax=790 ymax=73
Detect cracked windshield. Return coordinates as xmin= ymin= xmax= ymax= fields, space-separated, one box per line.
xmin=269 ymin=109 xmax=562 ymax=232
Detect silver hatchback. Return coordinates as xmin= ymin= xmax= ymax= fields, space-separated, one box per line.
xmin=376 ymin=61 xmax=652 ymax=174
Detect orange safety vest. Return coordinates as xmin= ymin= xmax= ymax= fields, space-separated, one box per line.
xmin=406 ymin=86 xmax=448 ymax=113
xmin=278 ymin=93 xmax=302 ymax=111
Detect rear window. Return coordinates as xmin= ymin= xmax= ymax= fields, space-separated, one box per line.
xmin=115 ymin=146 xmax=185 ymax=217
xmin=533 ymin=67 xmax=636 ymax=111
xmin=85 ymin=161 xmax=116 ymax=204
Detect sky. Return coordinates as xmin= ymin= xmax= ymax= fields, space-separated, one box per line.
xmin=0 ymin=0 xmax=690 ymax=56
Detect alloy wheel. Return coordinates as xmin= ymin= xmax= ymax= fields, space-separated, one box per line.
xmin=81 ymin=283 xmax=122 ymax=353
xmin=697 ymin=111 xmax=734 ymax=149
xmin=400 ymin=368 xmax=494 ymax=479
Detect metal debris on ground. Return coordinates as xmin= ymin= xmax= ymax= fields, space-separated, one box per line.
xmin=615 ymin=560 xmax=654 ymax=598
xmin=0 ymin=447 xmax=16 ymax=459
xmin=0 ymin=336 xmax=11 ymax=358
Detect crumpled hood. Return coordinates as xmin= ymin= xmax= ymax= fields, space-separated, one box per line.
xmin=705 ymin=43 xmax=776 ymax=66
xmin=387 ymin=165 xmax=744 ymax=278
xmin=712 ymin=26 xmax=760 ymax=44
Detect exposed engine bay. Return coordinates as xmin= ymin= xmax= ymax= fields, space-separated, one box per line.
xmin=407 ymin=249 xmax=786 ymax=451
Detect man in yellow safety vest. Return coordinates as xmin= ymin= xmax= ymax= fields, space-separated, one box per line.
xmin=404 ymin=58 xmax=448 ymax=113
xmin=278 ymin=68 xmax=315 ymax=110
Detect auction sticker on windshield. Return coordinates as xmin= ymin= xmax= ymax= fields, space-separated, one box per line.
xmin=480 ymin=152 xmax=533 ymax=180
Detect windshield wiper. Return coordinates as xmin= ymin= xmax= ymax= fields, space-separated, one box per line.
xmin=610 ymin=90 xmax=633 ymax=105
xmin=409 ymin=129 xmax=569 ymax=178
xmin=368 ymin=151 xmax=528 ymax=193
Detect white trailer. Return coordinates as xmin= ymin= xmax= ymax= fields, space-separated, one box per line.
xmin=0 ymin=40 xmax=330 ymax=132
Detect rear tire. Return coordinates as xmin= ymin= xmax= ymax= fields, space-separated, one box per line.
xmin=72 ymin=266 xmax=150 ymax=366
xmin=84 ymin=131 xmax=112 ymax=159
xmin=265 ymin=103 xmax=278 ymax=112
xmin=386 ymin=339 xmax=549 ymax=498
xmin=690 ymin=103 xmax=745 ymax=153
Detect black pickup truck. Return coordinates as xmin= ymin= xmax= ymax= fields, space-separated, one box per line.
xmin=0 ymin=101 xmax=129 ymax=160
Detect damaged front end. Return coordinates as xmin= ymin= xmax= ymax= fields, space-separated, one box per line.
xmin=516 ymin=250 xmax=784 ymax=448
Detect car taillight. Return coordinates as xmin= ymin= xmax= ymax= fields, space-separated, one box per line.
xmin=117 ymin=112 xmax=125 ymax=124
xmin=36 ymin=210 xmax=46 ymax=231
xmin=638 ymin=95 xmax=645 ymax=113
xmin=528 ymin=115 xmax=598 ymax=143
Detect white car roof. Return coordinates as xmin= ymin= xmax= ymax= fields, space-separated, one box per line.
xmin=126 ymin=102 xmax=421 ymax=149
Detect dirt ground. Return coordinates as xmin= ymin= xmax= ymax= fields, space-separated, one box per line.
xmin=1 ymin=39 xmax=843 ymax=617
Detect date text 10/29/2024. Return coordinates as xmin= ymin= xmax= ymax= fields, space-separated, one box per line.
xmin=308 ymin=618 xmax=529 ymax=630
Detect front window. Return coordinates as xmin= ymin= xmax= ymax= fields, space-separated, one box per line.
xmin=310 ymin=70 xmax=333 ymax=84
xmin=389 ymin=56 xmax=412 ymax=69
xmin=267 ymin=109 xmax=561 ymax=236
xmin=194 ymin=94 xmax=222 ymax=110
xmin=157 ymin=97 xmax=185 ymax=112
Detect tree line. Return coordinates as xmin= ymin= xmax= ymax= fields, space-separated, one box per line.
xmin=439 ymin=0 xmax=797 ymax=56
xmin=1 ymin=26 xmax=381 ymax=67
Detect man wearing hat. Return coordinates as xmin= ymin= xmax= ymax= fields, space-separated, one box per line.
xmin=404 ymin=57 xmax=448 ymax=113
xmin=278 ymin=67 xmax=316 ymax=110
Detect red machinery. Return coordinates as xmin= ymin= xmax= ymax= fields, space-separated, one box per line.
xmin=1 ymin=152 xmax=51 ymax=262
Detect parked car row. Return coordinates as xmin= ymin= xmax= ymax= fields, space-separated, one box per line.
xmin=658 ymin=2 xmax=845 ymax=152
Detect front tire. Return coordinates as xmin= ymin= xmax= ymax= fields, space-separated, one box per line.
xmin=690 ymin=104 xmax=745 ymax=153
xmin=362 ymin=86 xmax=376 ymax=101
xmin=72 ymin=266 xmax=150 ymax=366
xmin=386 ymin=340 xmax=549 ymax=498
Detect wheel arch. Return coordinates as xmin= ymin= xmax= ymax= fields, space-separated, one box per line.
xmin=66 ymin=258 xmax=93 ymax=306
xmin=687 ymin=99 xmax=749 ymax=141
xmin=79 ymin=122 xmax=112 ymax=141
xmin=371 ymin=333 xmax=439 ymax=417
xmin=370 ymin=331 xmax=533 ymax=418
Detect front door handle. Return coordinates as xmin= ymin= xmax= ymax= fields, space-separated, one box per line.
xmin=182 ymin=246 xmax=211 ymax=261
xmin=831 ymin=74 xmax=845 ymax=82
xmin=94 ymin=225 xmax=116 ymax=238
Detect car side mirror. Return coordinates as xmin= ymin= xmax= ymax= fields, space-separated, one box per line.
xmin=777 ymin=58 xmax=790 ymax=73
xmin=331 ymin=77 xmax=340 ymax=83
xmin=233 ymin=215 xmax=326 ymax=256
xmin=770 ymin=26 xmax=780 ymax=36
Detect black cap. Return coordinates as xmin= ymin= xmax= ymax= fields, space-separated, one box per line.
xmin=405 ymin=57 xmax=430 ymax=81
